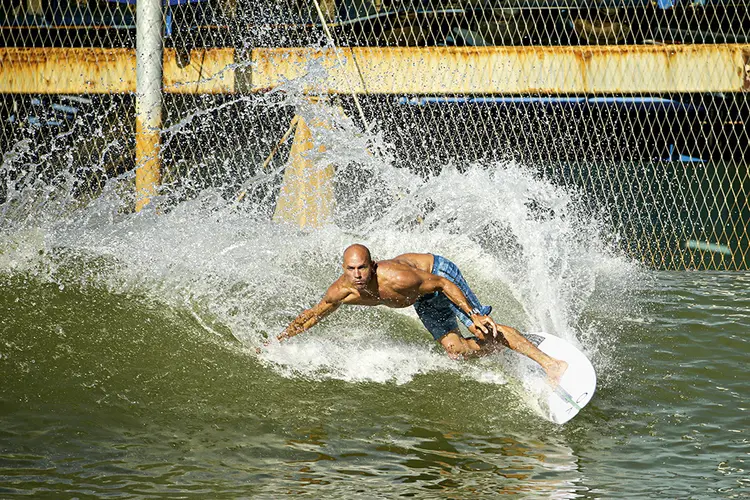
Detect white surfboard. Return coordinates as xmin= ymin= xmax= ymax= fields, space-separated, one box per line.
xmin=521 ymin=332 xmax=597 ymax=424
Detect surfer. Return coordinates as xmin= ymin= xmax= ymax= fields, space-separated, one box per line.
xmin=275 ymin=244 xmax=568 ymax=385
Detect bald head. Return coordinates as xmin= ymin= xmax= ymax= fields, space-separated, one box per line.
xmin=343 ymin=244 xmax=371 ymax=264
xmin=342 ymin=244 xmax=374 ymax=290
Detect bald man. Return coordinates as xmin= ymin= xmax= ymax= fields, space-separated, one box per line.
xmin=277 ymin=244 xmax=567 ymax=383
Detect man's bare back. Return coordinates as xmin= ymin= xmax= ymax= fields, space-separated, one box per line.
xmin=272 ymin=244 xmax=568 ymax=385
xmin=334 ymin=253 xmax=439 ymax=308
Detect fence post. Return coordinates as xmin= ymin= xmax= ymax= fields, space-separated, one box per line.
xmin=135 ymin=0 xmax=164 ymax=212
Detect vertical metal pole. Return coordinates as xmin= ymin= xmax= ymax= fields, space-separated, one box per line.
xmin=135 ymin=0 xmax=163 ymax=212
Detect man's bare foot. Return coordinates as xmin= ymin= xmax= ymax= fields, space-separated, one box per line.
xmin=546 ymin=359 xmax=569 ymax=386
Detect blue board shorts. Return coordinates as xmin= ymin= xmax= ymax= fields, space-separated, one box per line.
xmin=413 ymin=254 xmax=492 ymax=341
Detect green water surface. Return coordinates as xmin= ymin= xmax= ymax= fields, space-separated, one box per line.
xmin=1 ymin=271 xmax=748 ymax=498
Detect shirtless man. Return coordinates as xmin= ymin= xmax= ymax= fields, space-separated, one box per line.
xmin=277 ymin=244 xmax=568 ymax=384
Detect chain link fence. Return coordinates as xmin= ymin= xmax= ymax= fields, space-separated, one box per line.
xmin=1 ymin=0 xmax=748 ymax=269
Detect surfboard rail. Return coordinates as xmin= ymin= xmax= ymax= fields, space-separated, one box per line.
xmin=523 ymin=332 xmax=597 ymax=424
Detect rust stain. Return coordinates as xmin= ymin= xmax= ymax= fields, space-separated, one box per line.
xmin=577 ymin=49 xmax=593 ymax=61
xmin=163 ymin=48 xmax=235 ymax=94
xmin=577 ymin=50 xmax=589 ymax=93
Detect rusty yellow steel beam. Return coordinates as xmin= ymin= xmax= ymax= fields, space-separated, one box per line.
xmin=1 ymin=48 xmax=134 ymax=93
xmin=0 ymin=47 xmax=234 ymax=94
xmin=1 ymin=45 xmax=748 ymax=94
xmin=251 ymin=45 xmax=750 ymax=94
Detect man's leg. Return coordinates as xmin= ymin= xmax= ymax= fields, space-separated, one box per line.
xmin=439 ymin=330 xmax=481 ymax=359
xmin=468 ymin=323 xmax=568 ymax=384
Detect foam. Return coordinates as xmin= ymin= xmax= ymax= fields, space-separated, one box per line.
xmin=0 ymin=94 xmax=644 ymax=391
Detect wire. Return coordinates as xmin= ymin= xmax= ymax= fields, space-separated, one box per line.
xmin=311 ymin=0 xmax=371 ymax=133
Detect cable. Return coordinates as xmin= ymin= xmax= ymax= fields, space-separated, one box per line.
xmin=311 ymin=0 xmax=371 ymax=133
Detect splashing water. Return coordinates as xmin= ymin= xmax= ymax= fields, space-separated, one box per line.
xmin=0 ymin=84 xmax=642 ymax=394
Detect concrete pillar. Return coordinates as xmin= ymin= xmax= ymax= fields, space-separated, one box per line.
xmin=272 ymin=112 xmax=335 ymax=228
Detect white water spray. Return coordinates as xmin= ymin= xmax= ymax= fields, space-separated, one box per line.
xmin=0 ymin=76 xmax=640 ymax=389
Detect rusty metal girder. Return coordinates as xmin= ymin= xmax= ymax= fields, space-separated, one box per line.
xmin=0 ymin=47 xmax=234 ymax=94
xmin=1 ymin=45 xmax=748 ymax=95
xmin=250 ymin=45 xmax=750 ymax=94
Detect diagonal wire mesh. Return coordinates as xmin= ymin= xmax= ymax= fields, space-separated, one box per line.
xmin=1 ymin=0 xmax=748 ymax=269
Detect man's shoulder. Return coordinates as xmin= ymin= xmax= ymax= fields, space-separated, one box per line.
xmin=325 ymin=277 xmax=356 ymax=302
xmin=381 ymin=254 xmax=433 ymax=273
xmin=388 ymin=253 xmax=434 ymax=272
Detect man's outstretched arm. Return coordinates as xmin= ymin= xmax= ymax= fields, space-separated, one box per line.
xmin=278 ymin=286 xmax=346 ymax=341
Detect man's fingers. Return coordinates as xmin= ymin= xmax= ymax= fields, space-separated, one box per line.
xmin=256 ymin=338 xmax=274 ymax=354
xmin=474 ymin=323 xmax=488 ymax=336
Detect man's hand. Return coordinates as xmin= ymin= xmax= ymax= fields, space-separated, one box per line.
xmin=255 ymin=330 xmax=294 ymax=354
xmin=255 ymin=338 xmax=272 ymax=354
xmin=470 ymin=314 xmax=498 ymax=339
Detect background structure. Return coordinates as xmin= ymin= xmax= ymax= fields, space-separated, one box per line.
xmin=1 ymin=0 xmax=748 ymax=269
